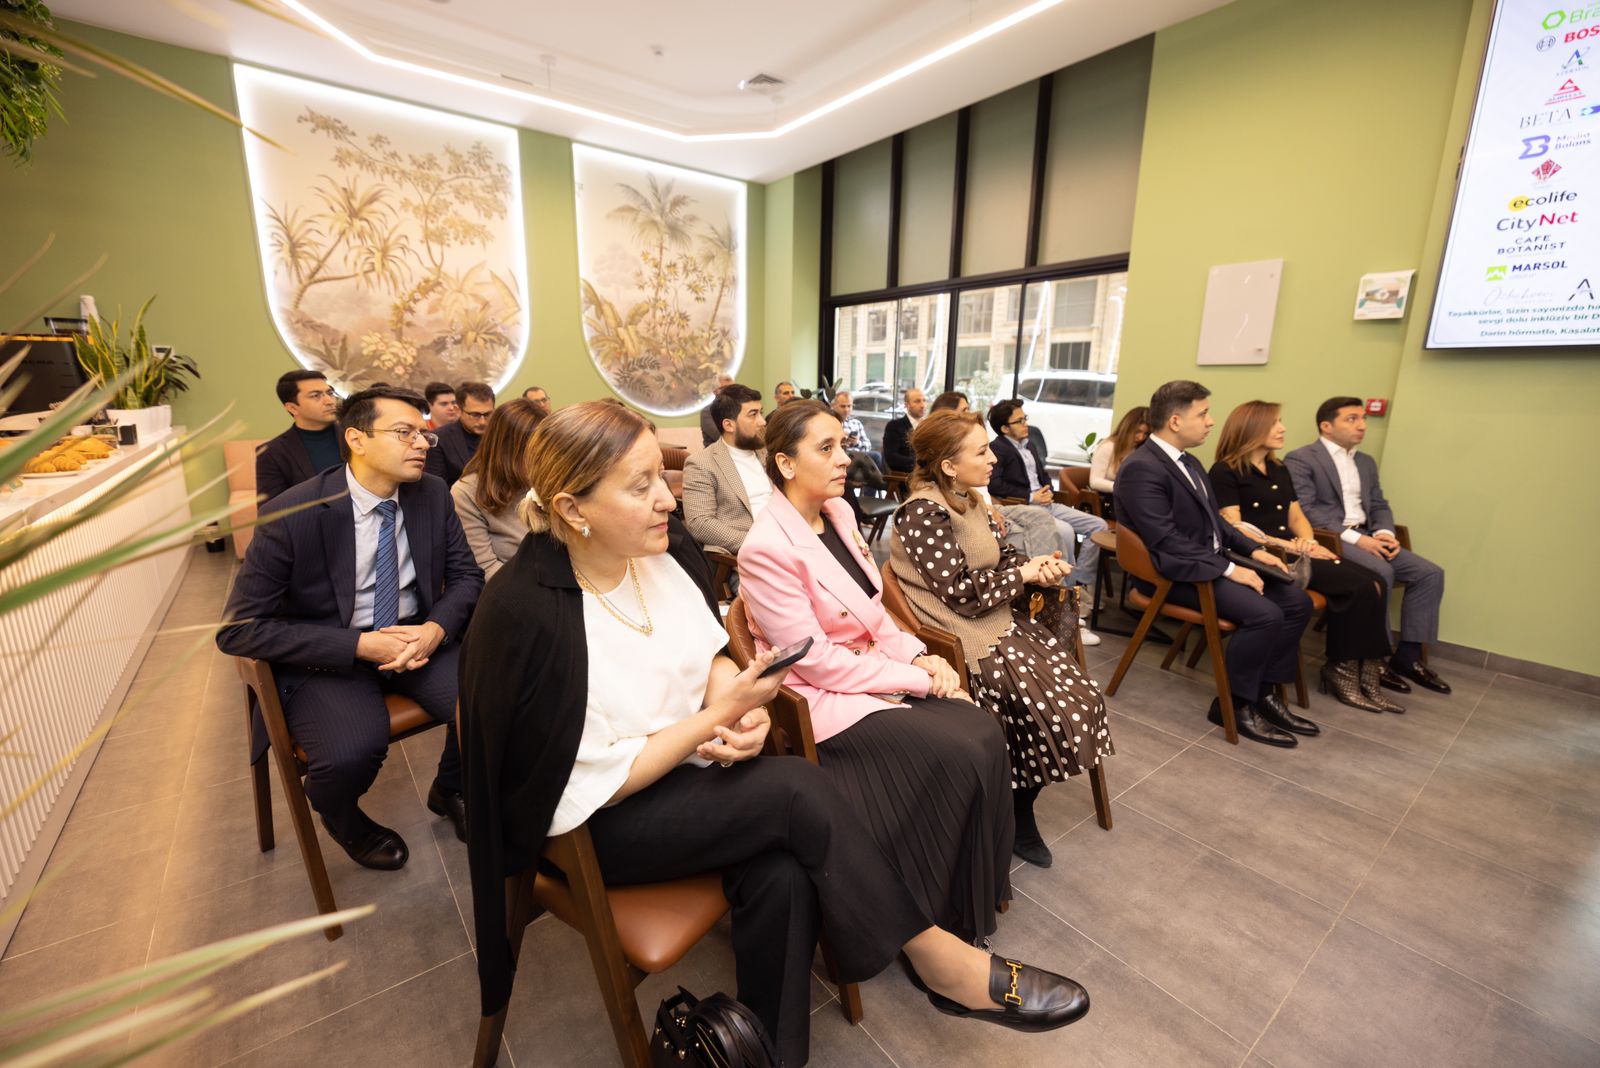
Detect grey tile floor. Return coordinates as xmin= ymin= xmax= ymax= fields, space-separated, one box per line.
xmin=2 ymin=546 xmax=1598 ymax=1066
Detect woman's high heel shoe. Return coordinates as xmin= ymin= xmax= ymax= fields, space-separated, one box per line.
xmin=1318 ymin=660 xmax=1387 ymax=713
xmin=1358 ymin=659 xmax=1407 ymax=713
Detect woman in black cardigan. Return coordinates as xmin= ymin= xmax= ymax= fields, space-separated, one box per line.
xmin=459 ymin=402 xmax=1089 ymax=1066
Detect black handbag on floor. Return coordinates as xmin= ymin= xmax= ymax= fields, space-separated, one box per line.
xmin=652 ymin=987 xmax=776 ymax=1068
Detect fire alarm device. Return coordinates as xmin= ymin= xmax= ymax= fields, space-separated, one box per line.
xmin=1366 ymin=398 xmax=1388 ymax=416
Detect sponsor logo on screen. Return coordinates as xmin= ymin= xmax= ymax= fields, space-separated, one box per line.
xmin=1495 ymin=236 xmax=1566 ymax=256
xmin=1521 ymin=135 xmax=1553 ymax=158
xmin=1573 ymin=278 xmax=1596 ymax=301
xmin=1532 ymin=157 xmax=1563 ymax=180
xmin=1547 ymin=79 xmax=1586 ymax=103
xmin=1510 ymin=260 xmax=1569 ymax=273
xmin=1509 ymin=190 xmax=1578 ymax=209
xmin=1565 ymin=26 xmax=1600 ymax=43
xmin=1540 ymin=34 xmax=1561 ymax=50
xmin=1563 ymin=46 xmax=1591 ymax=69
xmin=1546 ymin=7 xmax=1600 ymax=33
xmin=1485 ymin=265 xmax=1508 ymax=280
xmin=1496 ymin=211 xmax=1579 ymax=230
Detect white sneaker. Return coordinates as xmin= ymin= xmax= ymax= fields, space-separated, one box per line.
xmin=1079 ymin=627 xmax=1102 ymax=647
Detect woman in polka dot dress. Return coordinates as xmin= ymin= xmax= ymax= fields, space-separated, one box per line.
xmin=888 ymin=411 xmax=1113 ymax=868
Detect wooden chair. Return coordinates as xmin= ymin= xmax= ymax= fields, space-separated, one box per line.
xmin=236 ymin=657 xmax=443 ymax=940
xmin=472 ymin=824 xmax=732 ymax=1068
xmin=1103 ymin=527 xmax=1310 ymax=743
xmin=884 ymin=471 xmax=910 ymax=503
xmin=1059 ymin=467 xmax=1104 ymax=519
xmin=724 ymin=596 xmax=868 ymax=1023
xmin=660 ymin=445 xmax=689 ymax=509
xmin=878 ymin=563 xmax=1111 ymax=832
xmin=856 ymin=493 xmax=898 ymax=544
xmin=703 ymin=546 xmax=739 ymax=604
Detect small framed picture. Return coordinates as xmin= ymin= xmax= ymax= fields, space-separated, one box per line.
xmin=1353 ymin=271 xmax=1415 ymax=320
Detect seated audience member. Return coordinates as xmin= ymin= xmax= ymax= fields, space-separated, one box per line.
xmin=256 ymin=370 xmax=342 ymax=503
xmin=987 ymin=399 xmax=1107 ymax=600
xmin=829 ymin=391 xmax=887 ymax=489
xmin=772 ymin=380 xmax=797 ymax=408
xmin=930 ymin=391 xmax=1063 ymax=565
xmin=882 ymin=387 xmax=926 ymax=474
xmin=425 ymin=380 xmax=494 ymax=486
xmin=424 ymin=381 xmax=459 ymax=431
xmin=889 ymin=411 xmax=1113 ymax=868
xmin=699 ymin=372 xmax=738 ymax=446
xmin=1088 ymin=406 xmax=1150 ymax=495
xmin=1285 ymin=397 xmax=1450 ymax=693
xmin=459 ymin=403 xmax=1090 ymax=1067
xmin=521 ymin=385 xmax=551 ymax=417
xmin=1210 ymin=402 xmax=1402 ymax=713
xmin=682 ymin=384 xmax=769 ymax=553
xmin=738 ymin=401 xmax=1019 ymax=948
xmin=451 ymin=398 xmax=544 ymax=581
xmin=1116 ymin=380 xmax=1315 ymax=746
xmin=219 ymin=386 xmax=483 ymax=868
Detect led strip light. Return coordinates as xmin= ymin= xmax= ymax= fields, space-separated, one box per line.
xmin=276 ymin=0 xmax=1070 ymax=144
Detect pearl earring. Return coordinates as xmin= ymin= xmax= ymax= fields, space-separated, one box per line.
xmin=580 ymin=524 xmax=592 ymax=538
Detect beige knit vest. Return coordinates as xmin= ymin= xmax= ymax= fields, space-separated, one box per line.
xmin=888 ymin=486 xmax=1016 ymax=671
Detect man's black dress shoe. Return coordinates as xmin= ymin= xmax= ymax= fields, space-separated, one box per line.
xmin=320 ymin=812 xmax=408 ymax=870
xmin=1389 ymin=657 xmax=1452 ymax=694
xmin=1378 ymin=664 xmax=1412 ymax=694
xmin=1257 ymin=690 xmax=1320 ymax=736
xmin=916 ymin=954 xmax=1090 ymax=1032
xmin=1207 ymin=698 xmax=1297 ymax=747
xmin=427 ymin=781 xmax=467 ymax=843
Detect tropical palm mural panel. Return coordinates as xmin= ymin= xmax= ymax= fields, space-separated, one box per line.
xmin=234 ymin=66 xmax=530 ymax=392
xmin=573 ymin=145 xmax=745 ymax=414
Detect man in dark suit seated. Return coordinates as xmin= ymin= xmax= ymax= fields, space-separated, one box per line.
xmin=255 ymin=370 xmax=342 ymax=503
xmin=882 ymin=387 xmax=925 ymax=474
xmin=1285 ymin=397 xmax=1450 ymax=694
xmin=988 ymin=398 xmax=1107 ymax=596
xmin=424 ymin=380 xmax=494 ymax=486
xmin=1117 ymin=380 xmax=1316 ymax=747
xmin=219 ymin=386 xmax=485 ymax=869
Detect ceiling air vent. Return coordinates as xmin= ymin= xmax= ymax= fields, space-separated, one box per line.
xmin=737 ymin=73 xmax=785 ymax=94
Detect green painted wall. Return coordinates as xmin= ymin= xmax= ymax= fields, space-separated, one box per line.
xmin=762 ymin=169 xmax=821 ymax=396
xmin=1119 ymin=0 xmax=1597 ymax=674
xmin=0 ymin=22 xmax=772 ymax=510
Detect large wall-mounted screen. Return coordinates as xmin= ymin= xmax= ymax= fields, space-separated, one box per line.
xmin=1427 ymin=0 xmax=1598 ymax=348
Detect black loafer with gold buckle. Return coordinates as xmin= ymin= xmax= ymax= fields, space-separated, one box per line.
xmin=919 ymin=955 xmax=1090 ymax=1033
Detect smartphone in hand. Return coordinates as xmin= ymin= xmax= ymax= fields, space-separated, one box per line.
xmin=759 ymin=636 xmax=814 ymax=677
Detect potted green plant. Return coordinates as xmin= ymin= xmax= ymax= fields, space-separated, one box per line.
xmin=73 ymin=295 xmax=199 ymax=441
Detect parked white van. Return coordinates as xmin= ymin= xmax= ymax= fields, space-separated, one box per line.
xmin=1013 ymin=370 xmax=1117 ymax=465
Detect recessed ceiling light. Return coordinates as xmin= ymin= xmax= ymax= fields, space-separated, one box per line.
xmin=275 ymin=0 xmax=1070 ymax=144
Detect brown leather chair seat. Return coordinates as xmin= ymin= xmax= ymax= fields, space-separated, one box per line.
xmin=534 ymin=871 xmax=728 ymax=974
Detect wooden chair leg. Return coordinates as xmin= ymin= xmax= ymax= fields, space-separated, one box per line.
xmin=473 ymin=872 xmax=540 ymax=1068
xmin=817 ymin=940 xmax=864 ymax=1025
xmin=250 ymin=756 xmax=274 ymax=853
xmin=1292 ymin=651 xmax=1309 ymax=709
xmin=1160 ymin=622 xmax=1193 ymax=670
xmin=269 ymin=737 xmax=342 ymax=940
xmin=1106 ymin=581 xmax=1173 ymax=696
xmin=1089 ymin=762 xmax=1112 ymax=831
xmin=1197 ymin=585 xmax=1238 ymax=745
xmin=1185 ymin=633 xmax=1208 ymax=670
xmin=555 ymin=835 xmax=654 ymax=1068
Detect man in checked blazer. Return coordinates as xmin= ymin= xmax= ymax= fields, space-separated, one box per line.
xmin=683 ymin=384 xmax=771 ymax=554
xmin=1285 ymin=396 xmax=1450 ymax=693
xmin=218 ymin=386 xmax=484 ymax=871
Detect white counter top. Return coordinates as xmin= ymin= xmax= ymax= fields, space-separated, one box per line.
xmin=0 ymin=431 xmax=177 ymax=532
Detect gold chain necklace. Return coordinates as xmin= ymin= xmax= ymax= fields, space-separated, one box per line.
xmin=573 ymin=559 xmax=654 ymax=636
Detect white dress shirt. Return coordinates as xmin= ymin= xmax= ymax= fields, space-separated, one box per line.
xmin=1148 ymin=435 xmax=1232 ymax=572
xmin=346 ymin=466 xmax=418 ymax=628
xmin=1006 ymin=436 xmax=1046 ymax=493
xmin=1319 ymin=436 xmax=1392 ymax=544
xmin=728 ymin=445 xmax=772 ymax=518
xmin=548 ymin=553 xmax=730 ymax=836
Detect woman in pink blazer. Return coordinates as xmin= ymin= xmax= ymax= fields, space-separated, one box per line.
xmin=738 ymin=400 xmax=1015 ymax=948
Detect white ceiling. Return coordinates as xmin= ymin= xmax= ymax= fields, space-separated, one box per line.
xmin=52 ymin=0 xmax=1231 ymax=181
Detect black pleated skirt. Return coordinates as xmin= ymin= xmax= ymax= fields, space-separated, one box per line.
xmin=816 ymin=696 xmax=1014 ymax=944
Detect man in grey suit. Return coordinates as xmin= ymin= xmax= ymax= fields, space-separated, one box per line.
xmin=1285 ymin=396 xmax=1451 ymax=694
xmin=683 ymin=384 xmax=770 ymax=554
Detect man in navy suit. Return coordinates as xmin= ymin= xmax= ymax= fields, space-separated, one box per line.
xmin=220 ymin=386 xmax=485 ymax=869
xmin=1116 ymin=381 xmax=1316 ymax=747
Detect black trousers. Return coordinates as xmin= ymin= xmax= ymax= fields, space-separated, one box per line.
xmin=1308 ymin=558 xmax=1391 ymax=662
xmin=586 ymin=756 xmax=930 ymax=1068
xmin=1153 ymin=576 xmax=1312 ymax=703
xmin=278 ymin=641 xmax=462 ymax=819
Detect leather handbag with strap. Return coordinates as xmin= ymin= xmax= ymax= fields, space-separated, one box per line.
xmin=1021 ymin=583 xmax=1079 ymax=643
xmin=652 ymin=987 xmax=776 ymax=1068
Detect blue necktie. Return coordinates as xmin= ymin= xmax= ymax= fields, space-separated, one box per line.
xmin=373 ymin=499 xmax=399 ymax=630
